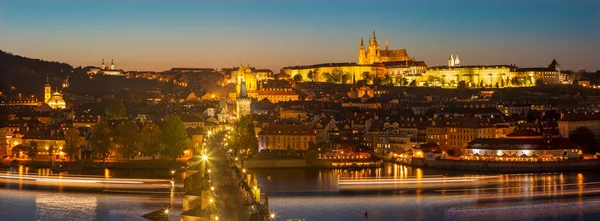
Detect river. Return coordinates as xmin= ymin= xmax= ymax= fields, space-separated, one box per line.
xmin=252 ymin=162 xmax=600 ymax=221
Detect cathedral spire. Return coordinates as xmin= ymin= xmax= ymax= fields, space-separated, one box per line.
xmin=360 ymin=37 xmax=364 ymax=47
xmin=372 ymin=30 xmax=377 ymax=45
xmin=385 ymin=36 xmax=388 ymax=50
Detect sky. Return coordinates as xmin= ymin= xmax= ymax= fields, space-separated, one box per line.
xmin=0 ymin=0 xmax=598 ymax=72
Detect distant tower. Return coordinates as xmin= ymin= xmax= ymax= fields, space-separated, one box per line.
xmin=44 ymin=76 xmax=51 ymax=103
xmin=448 ymin=53 xmax=455 ymax=67
xmin=385 ymin=36 xmax=389 ymax=50
xmin=454 ymin=54 xmax=460 ymax=66
xmin=358 ymin=37 xmax=367 ymax=65
xmin=101 ymin=59 xmax=106 ymax=69
xmin=549 ymin=58 xmax=561 ymax=82
xmin=367 ymin=31 xmax=381 ymax=64
xmin=110 ymin=59 xmax=115 ymax=70
xmin=236 ymin=78 xmax=252 ymax=119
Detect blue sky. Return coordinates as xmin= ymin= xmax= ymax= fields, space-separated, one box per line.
xmin=0 ymin=0 xmax=598 ymax=71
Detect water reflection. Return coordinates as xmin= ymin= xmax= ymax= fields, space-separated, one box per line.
xmin=36 ymin=194 xmax=97 ymax=221
xmin=252 ymin=162 xmax=600 ymax=220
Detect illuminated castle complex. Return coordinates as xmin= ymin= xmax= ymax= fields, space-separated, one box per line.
xmin=282 ymin=31 xmax=564 ymax=87
xmin=358 ymin=31 xmax=411 ymax=65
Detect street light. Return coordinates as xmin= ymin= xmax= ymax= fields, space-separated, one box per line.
xmin=202 ymin=154 xmax=209 ymax=161
xmin=269 ymin=212 xmax=276 ymax=220
xmin=164 ymin=208 xmax=170 ymax=215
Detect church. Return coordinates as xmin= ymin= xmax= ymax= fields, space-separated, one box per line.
xmin=358 ymin=31 xmax=412 ymax=65
xmin=86 ymin=59 xmax=124 ymax=76
xmin=44 ymin=77 xmax=66 ymax=109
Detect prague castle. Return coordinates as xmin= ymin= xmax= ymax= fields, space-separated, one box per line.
xmin=282 ymin=31 xmax=564 ymax=87
xmin=358 ymin=31 xmax=411 ymax=65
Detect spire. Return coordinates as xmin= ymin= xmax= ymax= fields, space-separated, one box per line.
xmin=385 ymin=36 xmax=388 ymax=50
xmin=372 ymin=30 xmax=377 ymax=45
xmin=368 ymin=37 xmax=371 ymax=45
xmin=454 ymin=54 xmax=460 ymax=66
xmin=360 ymin=37 xmax=364 ymax=47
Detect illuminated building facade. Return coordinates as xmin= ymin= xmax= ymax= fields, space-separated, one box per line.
xmin=44 ymin=78 xmax=66 ymax=109
xmin=257 ymin=124 xmax=316 ymax=151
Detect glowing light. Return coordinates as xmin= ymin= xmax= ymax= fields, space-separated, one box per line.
xmin=270 ymin=212 xmax=276 ymax=219
xmin=242 ymin=169 xmax=246 ymax=173
xmin=202 ymin=154 xmax=208 ymax=161
xmin=164 ymin=208 xmax=170 ymax=215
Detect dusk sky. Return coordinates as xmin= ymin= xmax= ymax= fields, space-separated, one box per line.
xmin=1 ymin=0 xmax=598 ymax=72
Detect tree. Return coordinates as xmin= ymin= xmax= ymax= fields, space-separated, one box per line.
xmin=303 ymin=141 xmax=319 ymax=165
xmin=331 ymin=68 xmax=344 ymax=83
xmin=90 ymin=120 xmax=111 ymax=162
xmin=500 ymin=78 xmax=505 ymax=87
xmin=535 ymin=79 xmax=544 ymax=86
xmin=373 ymin=76 xmax=383 ymax=86
xmin=115 ymin=121 xmax=141 ymax=160
xmin=409 ymin=80 xmax=417 ymax=86
xmin=322 ymin=72 xmax=334 ymax=83
xmin=103 ymin=98 xmax=126 ymax=119
xmin=140 ymin=122 xmax=162 ymax=159
xmin=511 ymin=77 xmax=521 ymax=86
xmin=231 ymin=115 xmax=259 ymax=154
xmin=382 ymin=74 xmax=393 ymax=86
xmin=161 ymin=115 xmax=190 ymax=162
xmin=27 ymin=141 xmax=39 ymax=160
xmin=569 ymin=127 xmax=598 ymax=154
xmin=292 ymin=74 xmax=303 ymax=83
xmin=307 ymin=70 xmax=316 ymax=82
xmin=64 ymin=127 xmax=81 ymax=160
xmin=479 ymin=80 xmax=484 ymax=88
xmin=457 ymin=80 xmax=467 ymax=89
xmin=361 ymin=72 xmax=373 ymax=84
xmin=495 ymin=82 xmax=500 ymax=88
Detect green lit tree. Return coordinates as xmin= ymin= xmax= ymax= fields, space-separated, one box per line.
xmin=140 ymin=122 xmax=162 ymax=159
xmin=64 ymin=127 xmax=81 ymax=161
xmin=161 ymin=115 xmax=190 ymax=162
xmin=103 ymin=97 xmax=127 ymax=119
xmin=90 ymin=120 xmax=111 ymax=162
xmin=115 ymin=121 xmax=141 ymax=160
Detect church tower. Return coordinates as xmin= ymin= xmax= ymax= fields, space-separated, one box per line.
xmin=385 ymin=36 xmax=388 ymax=50
xmin=448 ymin=53 xmax=455 ymax=67
xmin=101 ymin=59 xmax=106 ymax=69
xmin=358 ymin=37 xmax=367 ymax=65
xmin=454 ymin=54 xmax=460 ymax=66
xmin=44 ymin=76 xmax=51 ymax=103
xmin=110 ymin=59 xmax=115 ymax=70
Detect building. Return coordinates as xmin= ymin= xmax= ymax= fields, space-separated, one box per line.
xmin=257 ymin=124 xmax=316 ymax=151
xmin=312 ymin=117 xmax=335 ymax=144
xmin=426 ymin=116 xmax=512 ymax=152
xmin=558 ymin=112 xmax=600 ymax=139
xmin=513 ymin=59 xmax=562 ymax=85
xmin=86 ymin=59 xmax=124 ymax=76
xmin=358 ymin=31 xmax=412 ymax=65
xmin=463 ymin=137 xmax=579 ymax=161
xmin=44 ymin=79 xmax=66 ymax=109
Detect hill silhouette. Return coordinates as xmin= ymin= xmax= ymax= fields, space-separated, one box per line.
xmin=0 ymin=50 xmax=75 ymax=96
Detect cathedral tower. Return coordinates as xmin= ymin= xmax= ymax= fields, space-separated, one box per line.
xmin=44 ymin=77 xmax=51 ymax=103
xmin=358 ymin=37 xmax=367 ymax=65
xmin=101 ymin=59 xmax=106 ymax=69
xmin=110 ymin=59 xmax=115 ymax=70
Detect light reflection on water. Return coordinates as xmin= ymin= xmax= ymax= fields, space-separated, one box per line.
xmin=36 ymin=194 xmax=97 ymax=221
xmin=252 ymin=163 xmax=600 ymax=221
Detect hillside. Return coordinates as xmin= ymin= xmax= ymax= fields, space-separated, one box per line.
xmin=0 ymin=50 xmax=74 ymax=95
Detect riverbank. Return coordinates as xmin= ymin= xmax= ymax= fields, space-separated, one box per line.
xmin=244 ymin=159 xmax=383 ymax=169
xmin=403 ymin=158 xmax=600 ymax=172
xmin=2 ymin=159 xmax=187 ymax=171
